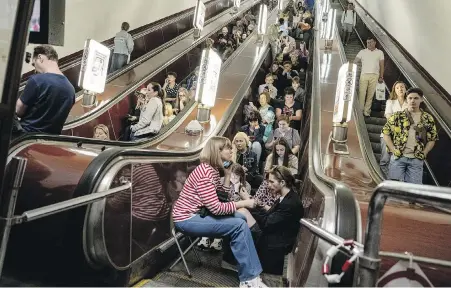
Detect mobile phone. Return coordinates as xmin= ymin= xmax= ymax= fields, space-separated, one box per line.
xmin=223 ymin=161 xmax=232 ymax=169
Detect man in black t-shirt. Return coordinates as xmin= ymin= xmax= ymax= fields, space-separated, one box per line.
xmin=15 ymin=45 xmax=75 ymax=135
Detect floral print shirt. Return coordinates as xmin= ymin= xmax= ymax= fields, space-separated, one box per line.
xmin=382 ymin=109 xmax=438 ymax=160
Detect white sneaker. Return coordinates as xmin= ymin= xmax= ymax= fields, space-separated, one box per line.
xmin=210 ymin=238 xmax=223 ymax=251
xmin=239 ymin=276 xmax=268 ymax=288
xmin=197 ymin=237 xmax=210 ymax=249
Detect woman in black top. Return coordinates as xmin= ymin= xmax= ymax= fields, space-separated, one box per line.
xmin=237 ymin=166 xmax=303 ymax=275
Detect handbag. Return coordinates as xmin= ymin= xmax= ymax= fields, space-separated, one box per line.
xmin=199 ymin=189 xmax=230 ymax=218
xmin=375 ymin=82 xmax=386 ymax=101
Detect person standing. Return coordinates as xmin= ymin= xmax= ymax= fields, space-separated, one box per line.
xmin=15 ymin=45 xmax=75 ymax=135
xmin=382 ymin=88 xmax=438 ymax=184
xmin=354 ymin=36 xmax=384 ymax=117
xmin=341 ymin=2 xmax=356 ymax=46
xmin=109 ymin=22 xmax=134 ymax=73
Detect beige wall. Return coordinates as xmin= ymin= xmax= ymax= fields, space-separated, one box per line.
xmin=22 ymin=0 xmax=199 ymax=73
xmin=356 ymin=0 xmax=450 ymax=93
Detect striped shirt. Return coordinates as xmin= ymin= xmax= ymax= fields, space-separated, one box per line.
xmin=132 ymin=163 xmax=170 ymax=221
xmin=172 ymin=163 xmax=236 ymax=222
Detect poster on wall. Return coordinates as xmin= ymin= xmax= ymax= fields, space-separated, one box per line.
xmin=78 ymin=39 xmax=110 ymax=94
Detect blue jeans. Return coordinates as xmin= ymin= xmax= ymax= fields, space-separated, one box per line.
xmin=379 ymin=137 xmax=391 ymax=177
xmin=174 ymin=213 xmax=262 ymax=282
xmin=109 ymin=53 xmax=128 ymax=73
xmin=388 ymin=156 xmax=423 ymax=184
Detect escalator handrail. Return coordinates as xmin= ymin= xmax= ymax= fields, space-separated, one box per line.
xmin=18 ymin=0 xmax=230 ymax=92
xmin=333 ymin=3 xmax=385 ymax=185
xmin=79 ymin=39 xmax=272 ymax=269
xmin=8 ymin=4 xmax=265 ymax=157
xmin=360 ymin=180 xmax=451 ymax=287
xmin=346 ymin=0 xmax=451 ymax=140
xmin=74 ymin=0 xmax=248 ymax=101
xmin=309 ymin=1 xmax=358 ymax=252
xmin=63 ymin=0 xmax=259 ymax=129
xmin=335 ymin=0 xmax=440 ymax=187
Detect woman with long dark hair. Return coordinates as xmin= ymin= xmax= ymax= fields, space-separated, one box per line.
xmin=264 ymin=137 xmax=298 ymax=175
xmin=130 ymin=82 xmax=165 ymax=140
xmin=237 ymin=166 xmax=303 ymax=275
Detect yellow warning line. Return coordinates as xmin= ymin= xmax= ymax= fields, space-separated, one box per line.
xmin=133 ymin=279 xmax=151 ymax=287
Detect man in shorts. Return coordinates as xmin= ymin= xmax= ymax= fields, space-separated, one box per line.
xmin=341 ymin=2 xmax=356 ymax=46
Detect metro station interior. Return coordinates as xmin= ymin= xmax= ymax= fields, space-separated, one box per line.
xmin=0 ymin=0 xmax=450 ymax=287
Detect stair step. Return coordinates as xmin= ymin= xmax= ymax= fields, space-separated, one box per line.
xmin=365 ymin=116 xmax=386 ymax=126
xmin=374 ymin=153 xmax=381 ymax=163
xmin=368 ymin=132 xmax=381 ymax=143
xmin=366 ymin=123 xmax=384 ymax=134
xmin=371 ymin=142 xmax=381 ymax=153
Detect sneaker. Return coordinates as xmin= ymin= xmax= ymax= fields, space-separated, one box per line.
xmin=210 ymin=238 xmax=223 ymax=251
xmin=239 ymin=276 xmax=268 ymax=288
xmin=221 ymin=260 xmax=238 ymax=272
xmin=197 ymin=237 xmax=210 ymax=250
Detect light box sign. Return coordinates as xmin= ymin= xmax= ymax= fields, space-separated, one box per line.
xmin=333 ymin=62 xmax=357 ymax=123
xmin=78 ymin=39 xmax=110 ymax=93
xmin=257 ymin=4 xmax=268 ymax=35
xmin=234 ymin=0 xmax=241 ymax=8
xmin=195 ymin=48 xmax=222 ymax=107
xmin=193 ymin=0 xmax=206 ymax=30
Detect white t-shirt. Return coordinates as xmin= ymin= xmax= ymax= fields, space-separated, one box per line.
xmin=341 ymin=9 xmax=356 ymax=26
xmin=356 ymin=48 xmax=384 ymax=75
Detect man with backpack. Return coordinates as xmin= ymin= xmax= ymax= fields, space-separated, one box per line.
xmin=341 ymin=2 xmax=356 ymax=46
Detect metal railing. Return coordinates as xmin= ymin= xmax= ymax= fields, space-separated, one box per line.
xmin=359 ymin=180 xmax=451 ymax=286
xmin=301 ymin=180 xmax=451 ymax=286
xmin=0 ymin=157 xmax=131 ymax=278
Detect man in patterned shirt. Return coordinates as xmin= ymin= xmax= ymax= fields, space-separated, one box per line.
xmin=382 ymin=88 xmax=437 ymax=184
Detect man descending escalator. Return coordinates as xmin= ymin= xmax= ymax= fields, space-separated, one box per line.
xmin=382 ymin=88 xmax=438 ymax=184
xmin=14 ymin=45 xmax=75 ymax=136
xmin=354 ymin=36 xmax=384 ymax=117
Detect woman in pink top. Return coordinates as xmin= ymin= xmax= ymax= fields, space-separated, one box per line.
xmin=172 ymin=136 xmax=267 ymax=288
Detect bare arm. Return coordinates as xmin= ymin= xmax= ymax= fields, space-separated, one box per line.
xmin=423 ymin=141 xmax=435 ymax=157
xmin=379 ymin=59 xmax=384 ymax=79
xmin=15 ymin=98 xmax=27 ymax=118
xmin=383 ymin=134 xmax=396 ymax=153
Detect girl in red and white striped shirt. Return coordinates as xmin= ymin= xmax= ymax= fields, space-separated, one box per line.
xmin=172 ymin=136 xmax=267 ymax=287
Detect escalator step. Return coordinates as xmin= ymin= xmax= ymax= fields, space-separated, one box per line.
xmin=374 ymin=153 xmax=381 ymax=163
xmin=366 ymin=124 xmax=384 ymax=134
xmin=365 ymin=116 xmax=386 ymax=126
xmin=371 ymin=142 xmax=381 ymax=153
xmin=368 ymin=132 xmax=381 ymax=143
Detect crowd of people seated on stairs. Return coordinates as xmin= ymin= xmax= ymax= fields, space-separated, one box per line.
xmin=171 ymin=12 xmax=311 ymax=284
xmin=117 ymin=10 xmax=260 ymax=142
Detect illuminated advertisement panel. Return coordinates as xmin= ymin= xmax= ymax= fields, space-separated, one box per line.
xmin=333 ymin=62 xmax=357 ymax=123
xmin=195 ymin=48 xmax=222 ymax=107
xmin=78 ymin=39 xmax=110 ymax=93
xmin=193 ymin=0 xmax=206 ymax=30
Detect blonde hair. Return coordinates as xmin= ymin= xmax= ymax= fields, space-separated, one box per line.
xmin=165 ymin=103 xmax=174 ymax=117
xmin=232 ymin=132 xmax=250 ymax=162
xmin=200 ymin=136 xmax=232 ymax=169
xmin=389 ymin=81 xmax=407 ymax=100
xmin=93 ymin=124 xmax=110 ymax=140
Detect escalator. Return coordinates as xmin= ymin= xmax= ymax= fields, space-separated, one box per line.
xmin=9 ymin=0 xmax=262 ymax=151
xmin=18 ymin=0 xmax=235 ymax=92
xmin=334 ymin=0 xmax=451 ymax=187
xmin=2 ymin=2 xmax=361 ymax=287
